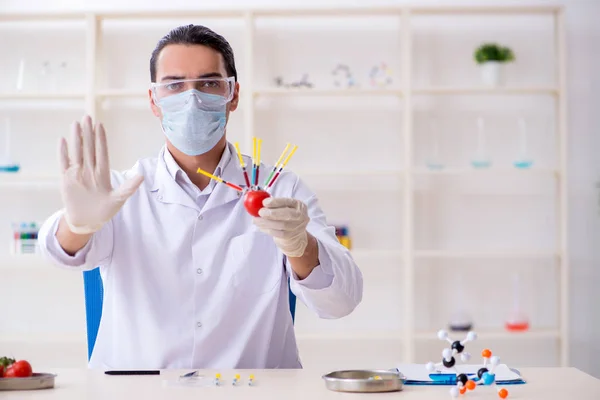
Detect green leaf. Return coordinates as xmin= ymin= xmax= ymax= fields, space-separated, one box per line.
xmin=473 ymin=43 xmax=515 ymax=64
xmin=0 ymin=357 xmax=15 ymax=368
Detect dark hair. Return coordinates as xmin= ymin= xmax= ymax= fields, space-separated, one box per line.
xmin=150 ymin=24 xmax=237 ymax=83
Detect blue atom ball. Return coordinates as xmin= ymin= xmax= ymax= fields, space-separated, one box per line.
xmin=482 ymin=372 xmax=495 ymax=385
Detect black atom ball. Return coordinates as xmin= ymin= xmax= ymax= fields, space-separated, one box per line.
xmin=478 ymin=368 xmax=489 ymax=379
xmin=443 ymin=357 xmax=456 ymax=368
xmin=451 ymin=340 xmax=465 ymax=353
xmin=457 ymin=373 xmax=468 ymax=386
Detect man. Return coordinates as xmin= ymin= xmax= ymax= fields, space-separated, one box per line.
xmin=38 ymin=24 xmax=363 ymax=369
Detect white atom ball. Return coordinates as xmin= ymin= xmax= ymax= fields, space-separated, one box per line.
xmin=442 ymin=348 xmax=453 ymax=360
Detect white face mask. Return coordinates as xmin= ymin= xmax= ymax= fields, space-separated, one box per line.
xmin=157 ymin=89 xmax=227 ymax=156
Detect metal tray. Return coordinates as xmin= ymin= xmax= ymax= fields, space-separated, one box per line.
xmin=0 ymin=373 xmax=56 ymax=391
xmin=322 ymin=369 xmax=405 ymax=393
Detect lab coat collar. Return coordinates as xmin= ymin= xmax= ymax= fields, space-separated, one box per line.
xmin=150 ymin=142 xmax=244 ymax=212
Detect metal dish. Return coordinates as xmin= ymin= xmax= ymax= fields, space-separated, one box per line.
xmin=322 ymin=369 xmax=405 ymax=393
xmin=0 ymin=373 xmax=56 ymax=391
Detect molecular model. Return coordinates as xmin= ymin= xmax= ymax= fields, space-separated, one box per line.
xmin=425 ymin=330 xmax=509 ymax=399
xmin=369 ymin=62 xmax=393 ymax=87
xmin=332 ymin=64 xmax=357 ymax=88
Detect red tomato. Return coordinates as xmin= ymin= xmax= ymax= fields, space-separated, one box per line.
xmin=4 ymin=360 xmax=32 ymax=378
xmin=243 ymin=190 xmax=270 ymax=217
xmin=0 ymin=365 xmax=4 ymax=378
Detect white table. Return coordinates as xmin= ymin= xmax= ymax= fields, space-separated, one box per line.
xmin=3 ymin=368 xmax=600 ymax=399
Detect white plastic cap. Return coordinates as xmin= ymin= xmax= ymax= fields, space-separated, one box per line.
xmin=450 ymin=387 xmax=459 ymax=398
xmin=442 ymin=348 xmax=453 ymax=360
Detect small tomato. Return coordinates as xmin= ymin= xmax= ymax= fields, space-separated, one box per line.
xmin=243 ymin=190 xmax=271 ymax=217
xmin=3 ymin=360 xmax=32 ymax=378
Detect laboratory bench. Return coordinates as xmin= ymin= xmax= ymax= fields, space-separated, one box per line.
xmin=2 ymin=367 xmax=600 ymax=399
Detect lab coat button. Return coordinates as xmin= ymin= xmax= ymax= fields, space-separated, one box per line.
xmin=198 ymin=215 xmax=203 ymax=220
xmin=196 ymin=268 xmax=203 ymax=275
xmin=157 ymin=195 xmax=163 ymax=201
xmin=197 ymin=322 xmax=202 ymax=328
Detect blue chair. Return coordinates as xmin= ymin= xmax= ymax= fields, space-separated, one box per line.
xmin=83 ymin=268 xmax=297 ymax=360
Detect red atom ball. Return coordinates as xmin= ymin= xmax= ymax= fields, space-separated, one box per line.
xmin=243 ymin=190 xmax=271 ymax=217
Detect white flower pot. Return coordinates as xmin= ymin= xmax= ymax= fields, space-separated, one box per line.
xmin=480 ymin=61 xmax=504 ymax=87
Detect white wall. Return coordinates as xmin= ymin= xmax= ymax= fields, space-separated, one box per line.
xmin=0 ymin=0 xmax=598 ymax=376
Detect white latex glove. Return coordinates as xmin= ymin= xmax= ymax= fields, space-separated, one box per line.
xmin=253 ymin=197 xmax=310 ymax=258
xmin=59 ymin=116 xmax=144 ymax=234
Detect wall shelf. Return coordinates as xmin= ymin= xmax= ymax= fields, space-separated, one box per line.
xmin=0 ymin=174 xmax=60 ymax=188
xmin=415 ymin=329 xmax=561 ymax=341
xmin=0 ymin=5 xmax=568 ymax=368
xmin=412 ymin=168 xmax=559 ymax=176
xmin=296 ymin=169 xmax=404 ymax=177
xmin=413 ymin=87 xmax=559 ymax=96
xmin=351 ymin=249 xmax=403 ymax=259
xmin=97 ymin=89 xmax=148 ymax=98
xmin=414 ymin=250 xmax=560 ymax=259
xmin=254 ymin=88 xmax=404 ymax=97
xmin=0 ymin=93 xmax=85 ymax=100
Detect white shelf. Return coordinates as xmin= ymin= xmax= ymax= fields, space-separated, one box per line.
xmin=99 ymin=10 xmax=247 ymax=19
xmin=253 ymin=7 xmax=404 ymax=17
xmin=0 ymin=254 xmax=52 ymax=270
xmin=413 ymin=167 xmax=559 ymax=176
xmin=296 ymin=332 xmax=402 ymax=341
xmin=298 ymin=329 xmax=560 ymax=342
xmin=0 ymin=6 xmax=561 ymax=22
xmin=97 ymin=89 xmax=148 ymax=98
xmin=0 ymin=92 xmax=85 ymax=100
xmin=351 ymin=249 xmax=402 ymax=259
xmin=412 ymin=5 xmax=561 ymax=15
xmin=415 ymin=250 xmax=560 ymax=259
xmin=99 ymin=88 xmax=404 ymax=98
xmin=0 ymin=174 xmax=60 ymax=188
xmin=415 ymin=329 xmax=561 ymax=341
xmin=0 ymin=13 xmax=86 ymax=21
xmin=295 ymin=168 xmax=403 ymax=177
xmin=413 ymin=87 xmax=559 ymax=96
xmin=0 ymin=333 xmax=85 ymax=343
xmin=254 ymin=88 xmax=403 ymax=97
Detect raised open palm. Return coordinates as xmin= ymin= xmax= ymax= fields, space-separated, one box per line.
xmin=59 ymin=116 xmax=144 ymax=234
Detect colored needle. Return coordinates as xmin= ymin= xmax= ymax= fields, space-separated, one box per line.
xmin=196 ymin=168 xmax=243 ymax=192
xmin=267 ymin=145 xmax=298 ymax=189
xmin=234 ymin=142 xmax=251 ymax=188
xmin=255 ymin=138 xmax=262 ymax=186
xmin=264 ymin=143 xmax=291 ymax=187
xmin=251 ymin=137 xmax=257 ymax=189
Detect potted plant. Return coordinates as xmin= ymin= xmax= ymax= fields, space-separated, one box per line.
xmin=474 ymin=43 xmax=515 ymax=86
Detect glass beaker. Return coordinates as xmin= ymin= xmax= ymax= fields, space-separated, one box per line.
xmin=513 ymin=117 xmax=534 ymax=169
xmin=426 ymin=118 xmax=444 ymax=170
xmin=471 ymin=117 xmax=491 ymax=168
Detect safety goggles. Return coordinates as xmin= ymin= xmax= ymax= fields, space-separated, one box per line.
xmin=150 ymin=76 xmax=235 ymax=106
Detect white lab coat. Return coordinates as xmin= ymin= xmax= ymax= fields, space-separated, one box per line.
xmin=37 ymin=141 xmax=363 ymax=369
